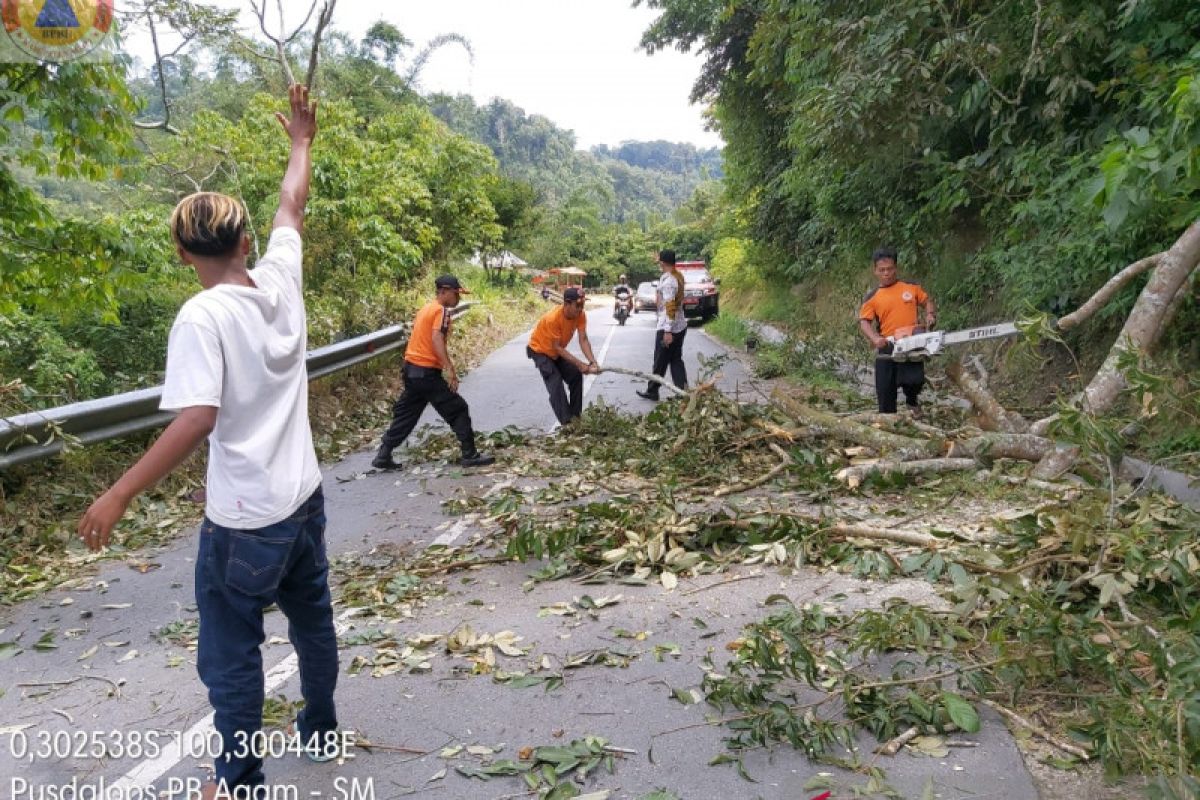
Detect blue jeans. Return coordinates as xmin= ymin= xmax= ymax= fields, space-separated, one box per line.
xmin=195 ymin=487 xmax=339 ymax=787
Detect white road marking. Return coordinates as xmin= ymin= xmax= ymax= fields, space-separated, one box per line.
xmin=583 ymin=317 xmax=620 ymax=400
xmin=548 ymin=311 xmax=623 ymax=432
xmin=111 ymin=607 xmax=357 ymax=790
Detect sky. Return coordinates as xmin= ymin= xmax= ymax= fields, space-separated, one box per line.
xmin=128 ymin=0 xmax=721 ymax=151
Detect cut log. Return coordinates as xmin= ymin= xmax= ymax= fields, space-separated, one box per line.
xmin=945 ymin=359 xmax=1030 ymax=433
xmin=772 ymin=391 xmax=942 ymax=461
xmin=846 ymin=412 xmax=947 ymax=438
xmin=876 ymin=726 xmax=920 ymax=756
xmin=1032 ymin=443 xmax=1082 ymax=480
xmin=947 ymin=434 xmax=1055 ymax=462
xmin=1029 ymin=414 xmax=1056 ymax=438
xmin=829 ymin=522 xmax=940 ymax=548
xmin=835 ymin=458 xmax=978 ymax=486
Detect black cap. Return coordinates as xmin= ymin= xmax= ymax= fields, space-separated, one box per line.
xmin=435 ymin=274 xmax=470 ymax=293
xmin=563 ymin=287 xmax=584 ymax=303
xmin=658 ymin=249 xmax=676 ymax=265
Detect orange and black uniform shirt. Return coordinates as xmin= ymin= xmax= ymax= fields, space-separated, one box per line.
xmin=405 ymin=301 xmax=452 ymax=368
xmin=859 ymin=280 xmax=928 ymax=339
xmin=528 ymin=305 xmax=587 ymax=358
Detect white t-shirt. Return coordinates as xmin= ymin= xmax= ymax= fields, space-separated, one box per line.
xmin=160 ymin=227 xmax=322 ymax=529
xmin=656 ymin=272 xmax=688 ymax=333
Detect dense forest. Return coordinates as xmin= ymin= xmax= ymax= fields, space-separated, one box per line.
xmin=638 ymin=0 xmax=1200 ymax=332
xmin=0 ymin=12 xmax=713 ymax=412
xmin=429 ymin=94 xmax=721 ymax=225
xmin=592 ymin=139 xmax=722 ymax=178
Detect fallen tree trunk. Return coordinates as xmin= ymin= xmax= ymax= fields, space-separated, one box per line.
xmin=1031 ymin=443 xmax=1082 ymax=480
xmin=945 ymin=359 xmax=1030 ymax=433
xmin=1048 ymin=219 xmax=1200 ymax=422
xmin=835 ymin=458 xmax=978 ymax=486
xmin=846 ymin=412 xmax=948 ymax=438
xmin=772 ymin=391 xmax=942 ymax=461
xmin=947 ymin=433 xmax=1056 ymax=462
xmin=1056 ymin=252 xmax=1164 ymax=332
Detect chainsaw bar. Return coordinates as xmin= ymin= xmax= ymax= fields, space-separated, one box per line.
xmin=941 ymin=321 xmax=1020 ymax=346
xmin=887 ymin=321 xmax=1021 ymax=361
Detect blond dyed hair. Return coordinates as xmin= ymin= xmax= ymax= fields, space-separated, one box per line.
xmin=170 ymin=192 xmax=248 ymax=257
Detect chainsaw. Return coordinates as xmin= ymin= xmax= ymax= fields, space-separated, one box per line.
xmin=886 ymin=321 xmax=1021 ymax=362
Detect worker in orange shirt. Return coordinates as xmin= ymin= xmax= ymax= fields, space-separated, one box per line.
xmin=858 ymin=247 xmax=937 ymax=416
xmin=526 ymin=287 xmax=600 ymax=426
xmin=373 ymin=275 xmax=494 ymax=469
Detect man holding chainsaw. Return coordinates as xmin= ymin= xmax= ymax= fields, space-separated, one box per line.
xmin=858 ymin=247 xmax=936 ymax=416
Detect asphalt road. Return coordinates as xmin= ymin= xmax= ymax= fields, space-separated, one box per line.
xmin=415 ymin=299 xmax=756 ymax=435
xmin=0 ymin=301 xmax=1039 ymax=800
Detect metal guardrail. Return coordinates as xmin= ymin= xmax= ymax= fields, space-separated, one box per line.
xmin=0 ymin=303 xmax=473 ymax=471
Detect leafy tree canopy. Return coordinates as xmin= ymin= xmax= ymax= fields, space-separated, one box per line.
xmin=637 ymin=0 xmax=1200 ymax=326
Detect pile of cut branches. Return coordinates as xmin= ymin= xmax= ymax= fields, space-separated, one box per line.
xmin=416 ymin=364 xmax=1199 ymax=796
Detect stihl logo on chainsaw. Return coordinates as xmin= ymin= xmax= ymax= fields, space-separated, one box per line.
xmin=968 ymin=326 xmax=1002 ymax=339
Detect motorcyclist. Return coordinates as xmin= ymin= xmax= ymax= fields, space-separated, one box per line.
xmin=613 ymin=274 xmax=633 ymax=318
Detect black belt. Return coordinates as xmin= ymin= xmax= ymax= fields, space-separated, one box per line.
xmin=403 ymin=362 xmax=442 ymax=378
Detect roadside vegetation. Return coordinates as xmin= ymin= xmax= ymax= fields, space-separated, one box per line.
xmin=0 ymin=6 xmax=712 ymax=598
xmin=0 ymin=274 xmax=540 ymax=604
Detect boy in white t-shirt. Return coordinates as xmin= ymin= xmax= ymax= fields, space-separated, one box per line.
xmin=78 ymin=85 xmax=337 ymax=795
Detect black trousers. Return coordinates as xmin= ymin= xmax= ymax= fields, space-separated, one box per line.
xmin=874 ymin=356 xmax=925 ymax=413
xmin=645 ymin=328 xmax=688 ymax=397
xmin=381 ymin=363 xmax=477 ymax=454
xmin=529 ymin=348 xmax=584 ymax=425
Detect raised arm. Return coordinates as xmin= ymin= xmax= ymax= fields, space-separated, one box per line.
xmin=272 ymin=84 xmax=318 ymax=233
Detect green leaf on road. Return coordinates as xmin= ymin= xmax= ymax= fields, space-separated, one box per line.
xmin=941 ymin=692 xmax=980 ymax=733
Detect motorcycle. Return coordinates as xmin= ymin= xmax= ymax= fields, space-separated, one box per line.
xmin=614 ymin=291 xmax=632 ymax=326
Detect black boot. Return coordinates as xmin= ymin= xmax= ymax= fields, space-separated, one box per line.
xmin=372 ymin=444 xmax=403 ymax=471
xmin=460 ymin=450 xmax=495 ymax=467
xmin=636 ymin=388 xmax=660 ymax=401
